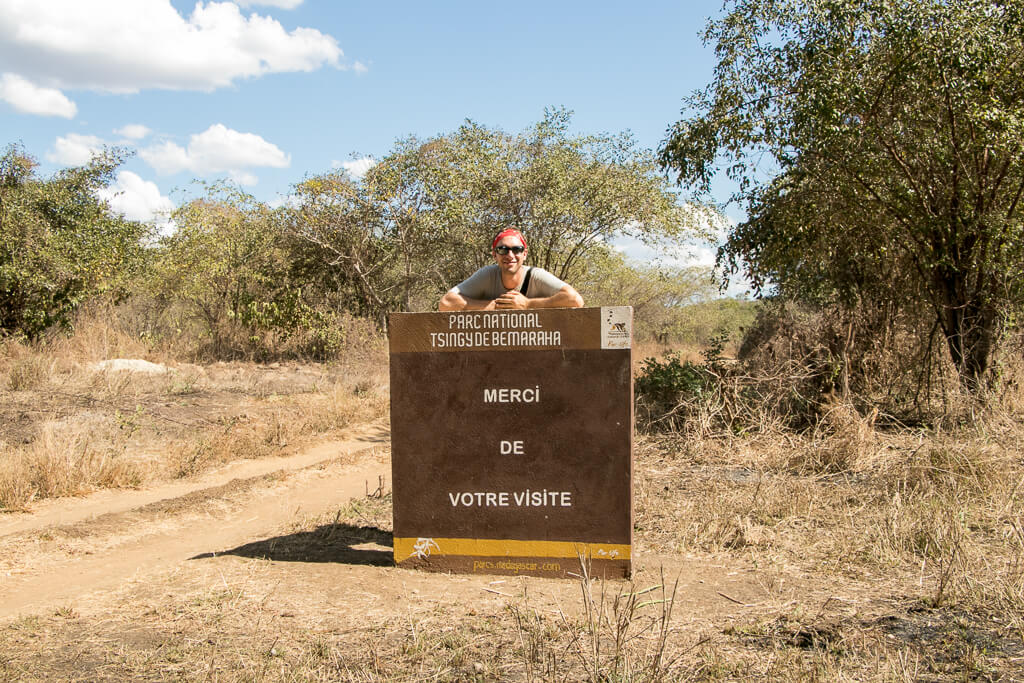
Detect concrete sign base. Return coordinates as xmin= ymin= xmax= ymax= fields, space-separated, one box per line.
xmin=388 ymin=307 xmax=633 ymax=579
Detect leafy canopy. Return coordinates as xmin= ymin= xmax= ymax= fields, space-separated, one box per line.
xmin=0 ymin=145 xmax=148 ymax=339
xmin=661 ymin=0 xmax=1024 ymax=386
xmin=292 ymin=109 xmax=712 ymax=324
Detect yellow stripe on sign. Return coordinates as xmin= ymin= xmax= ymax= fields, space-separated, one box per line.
xmin=394 ymin=537 xmax=631 ymax=561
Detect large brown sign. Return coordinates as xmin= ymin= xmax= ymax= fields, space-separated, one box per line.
xmin=389 ymin=307 xmax=633 ymax=578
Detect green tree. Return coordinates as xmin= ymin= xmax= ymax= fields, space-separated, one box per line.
xmin=291 ymin=110 xmax=711 ymax=325
xmin=579 ymin=249 xmax=719 ymax=343
xmin=153 ymin=185 xmax=341 ymax=358
xmin=289 ymin=171 xmax=403 ymax=328
xmin=422 ymin=109 xmax=707 ymax=287
xmin=0 ymin=144 xmax=147 ymax=339
xmin=660 ymin=0 xmax=1024 ymax=389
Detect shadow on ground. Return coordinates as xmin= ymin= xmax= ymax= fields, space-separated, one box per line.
xmin=191 ymin=524 xmax=393 ymax=566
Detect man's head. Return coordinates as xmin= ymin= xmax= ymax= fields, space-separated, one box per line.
xmin=491 ymin=229 xmax=528 ymax=276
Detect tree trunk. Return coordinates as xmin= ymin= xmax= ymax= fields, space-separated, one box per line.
xmin=934 ymin=269 xmax=997 ymax=392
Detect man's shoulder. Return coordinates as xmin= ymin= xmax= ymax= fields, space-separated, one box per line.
xmin=526 ymin=266 xmax=565 ymax=283
xmin=459 ymin=264 xmax=498 ymax=279
xmin=466 ymin=264 xmax=500 ymax=282
xmin=453 ymin=264 xmax=500 ymax=294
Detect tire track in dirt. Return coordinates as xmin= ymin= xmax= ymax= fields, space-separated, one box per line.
xmin=0 ymin=422 xmax=392 ymax=621
xmin=1 ymin=416 xmax=773 ymax=631
xmin=0 ymin=420 xmax=390 ymax=539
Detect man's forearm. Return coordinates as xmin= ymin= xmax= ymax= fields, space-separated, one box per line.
xmin=439 ymin=291 xmax=497 ymax=311
xmin=440 ymin=286 xmax=583 ymax=311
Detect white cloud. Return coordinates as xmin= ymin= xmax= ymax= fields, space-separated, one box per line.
xmin=611 ymin=234 xmax=715 ymax=269
xmin=139 ymin=141 xmax=191 ymax=175
xmin=45 ymin=133 xmax=106 ymax=165
xmin=0 ymin=1 xmax=341 ymax=96
xmin=228 ymin=170 xmax=259 ymax=186
xmin=97 ymin=171 xmax=175 ymax=231
xmin=268 ymin=193 xmax=300 ymax=209
xmin=114 ymin=124 xmax=151 ymax=140
xmin=331 ymin=156 xmax=376 ymax=179
xmin=610 ymin=207 xmax=755 ymax=297
xmin=236 ymin=0 xmax=304 ymax=8
xmin=140 ymin=123 xmax=290 ymax=183
xmin=0 ymin=72 xmax=76 ymax=117
xmin=353 ymin=61 xmax=368 ymax=75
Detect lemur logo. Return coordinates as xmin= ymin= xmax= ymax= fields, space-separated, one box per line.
xmin=603 ymin=308 xmax=631 ymax=348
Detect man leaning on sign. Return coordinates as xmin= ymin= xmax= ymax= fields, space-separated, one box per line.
xmin=438 ymin=229 xmax=585 ymax=311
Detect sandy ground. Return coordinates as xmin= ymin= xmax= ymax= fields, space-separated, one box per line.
xmin=0 ymin=421 xmax=392 ymax=619
xmin=6 ymin=420 xmax=1022 ymax=680
xmin=0 ymin=419 xmax=767 ymax=627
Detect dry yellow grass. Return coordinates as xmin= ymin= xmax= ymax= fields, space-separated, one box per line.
xmin=623 ymin=376 xmax=1024 ymax=678
xmin=2 ymin=320 xmax=1022 ymax=679
xmin=0 ymin=424 xmax=143 ymax=511
xmin=2 ymin=414 xmax=1021 ymax=680
xmin=0 ymin=311 xmax=389 ymax=512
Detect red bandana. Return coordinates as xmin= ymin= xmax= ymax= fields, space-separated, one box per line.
xmin=491 ymin=229 xmax=527 ymax=251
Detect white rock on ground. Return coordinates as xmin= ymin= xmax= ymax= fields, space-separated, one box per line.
xmin=91 ymin=359 xmax=169 ymax=374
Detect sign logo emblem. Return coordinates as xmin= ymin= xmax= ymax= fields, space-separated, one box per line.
xmin=411 ymin=538 xmax=440 ymax=560
xmin=601 ymin=307 xmax=631 ymax=349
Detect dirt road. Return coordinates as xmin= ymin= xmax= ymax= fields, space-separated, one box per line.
xmin=0 ymin=420 xmax=777 ymax=679
xmin=0 ymin=421 xmax=393 ymax=620
xmin=1 ymin=417 xmax=764 ymax=617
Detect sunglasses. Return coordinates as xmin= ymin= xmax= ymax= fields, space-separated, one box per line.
xmin=494 ymin=245 xmax=525 ymax=255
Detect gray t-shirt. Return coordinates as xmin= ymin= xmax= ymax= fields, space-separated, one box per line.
xmin=451 ymin=265 xmax=569 ymax=300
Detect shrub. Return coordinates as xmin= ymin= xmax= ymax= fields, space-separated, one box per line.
xmin=636 ymin=352 xmax=713 ymax=407
xmin=635 ymin=335 xmax=732 ymax=432
xmin=0 ymin=145 xmax=147 ymax=340
xmin=146 ymin=186 xmax=352 ymax=361
xmin=737 ymin=298 xmax=984 ymax=423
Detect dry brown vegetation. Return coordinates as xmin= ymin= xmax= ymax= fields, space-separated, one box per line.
xmin=633 ymin=420 xmax=1024 ymax=678
xmin=1 ymin=312 xmax=1022 ymax=680
xmin=0 ymin=311 xmax=389 ymax=512
xmin=2 ymin=417 xmax=1024 ymax=679
xmin=1 ymin=414 xmax=1021 ymax=680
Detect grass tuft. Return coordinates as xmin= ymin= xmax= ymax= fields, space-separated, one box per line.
xmin=0 ymin=309 xmax=389 ymax=510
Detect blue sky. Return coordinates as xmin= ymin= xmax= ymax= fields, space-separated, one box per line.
xmin=1 ymin=0 xmax=740 ymax=274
